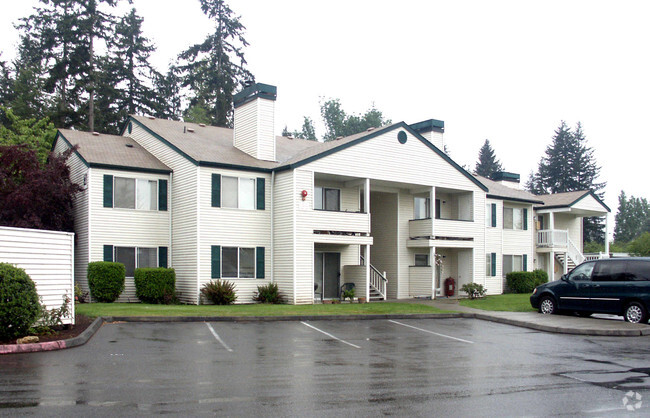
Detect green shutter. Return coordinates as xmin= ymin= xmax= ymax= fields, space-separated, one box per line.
xmin=159 ymin=179 xmax=168 ymax=211
xmin=491 ymin=203 xmax=497 ymax=227
xmin=103 ymin=175 xmax=113 ymax=207
xmin=491 ymin=253 xmax=496 ymax=277
xmin=256 ymin=178 xmax=265 ymax=210
xmin=159 ymin=247 xmax=168 ymax=268
xmin=256 ymin=247 xmax=265 ymax=279
xmin=523 ymin=254 xmax=528 ymax=271
xmin=211 ymin=174 xmax=221 ymax=207
xmin=103 ymin=245 xmax=114 ymax=262
xmin=211 ymin=245 xmax=221 ymax=278
xmin=523 ymin=208 xmax=528 ymax=230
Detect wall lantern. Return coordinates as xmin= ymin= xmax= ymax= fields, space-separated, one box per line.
xmin=301 ymin=190 xmax=308 ymax=201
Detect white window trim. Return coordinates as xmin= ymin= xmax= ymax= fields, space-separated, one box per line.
xmin=221 ymin=246 xmax=257 ymax=279
xmin=221 ymin=176 xmax=257 ymax=210
xmin=314 ymin=186 xmax=341 ymax=211
xmin=113 ymin=176 xmax=159 ymax=211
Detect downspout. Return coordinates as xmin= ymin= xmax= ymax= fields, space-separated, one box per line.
xmin=270 ymin=170 xmax=275 ymax=283
xmin=169 ymin=172 xmax=173 ymax=269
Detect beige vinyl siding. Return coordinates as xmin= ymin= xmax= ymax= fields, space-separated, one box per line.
xmin=54 ymin=139 xmax=90 ymax=295
xmin=485 ymin=198 xmax=503 ymax=294
xmin=0 ymin=227 xmax=75 ymax=325
xmin=127 ymin=123 xmax=198 ymax=303
xmin=294 ymin=169 xmax=316 ymax=304
xmin=572 ymin=195 xmax=607 ymax=212
xmin=314 ymin=179 xmax=359 ymax=212
xmin=233 ymin=98 xmax=275 ymax=161
xmin=554 ymin=213 xmax=582 ymax=249
xmin=272 ymin=170 xmax=295 ymax=303
xmin=409 ymin=266 xmax=433 ymax=297
xmin=89 ymin=168 xmax=170 ymax=302
xmin=197 ymin=167 xmax=272 ymax=303
xmin=397 ymin=192 xmax=412 ymax=299
xmin=370 ymin=192 xmax=398 ymax=298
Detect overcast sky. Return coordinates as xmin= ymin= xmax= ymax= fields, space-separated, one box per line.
xmin=2 ymin=0 xmax=649 ymax=235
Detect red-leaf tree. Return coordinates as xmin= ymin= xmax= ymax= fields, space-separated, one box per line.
xmin=0 ymin=145 xmax=82 ymax=232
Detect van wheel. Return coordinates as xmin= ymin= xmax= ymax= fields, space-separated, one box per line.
xmin=539 ymin=296 xmax=557 ymax=315
xmin=624 ymin=302 xmax=648 ymax=324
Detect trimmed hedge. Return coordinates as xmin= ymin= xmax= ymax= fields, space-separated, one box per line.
xmin=134 ymin=268 xmax=176 ymax=304
xmin=506 ymin=269 xmax=548 ymax=294
xmin=88 ymin=261 xmax=125 ymax=302
xmin=0 ymin=263 xmax=40 ymax=340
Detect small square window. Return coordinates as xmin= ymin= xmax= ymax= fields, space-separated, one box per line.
xmin=415 ymin=254 xmax=429 ymax=266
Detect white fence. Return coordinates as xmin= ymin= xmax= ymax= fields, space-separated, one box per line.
xmin=0 ymin=226 xmax=75 ymax=325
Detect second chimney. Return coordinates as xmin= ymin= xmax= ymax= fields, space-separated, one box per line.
xmin=233 ymin=83 xmax=277 ymax=162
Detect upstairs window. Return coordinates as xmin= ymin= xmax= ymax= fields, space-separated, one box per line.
xmin=414 ymin=197 xmax=430 ymax=219
xmin=503 ymin=207 xmax=527 ymax=230
xmin=114 ymin=177 xmax=158 ymax=210
xmin=222 ymin=176 xmax=255 ymax=209
xmin=314 ymin=187 xmax=340 ymax=211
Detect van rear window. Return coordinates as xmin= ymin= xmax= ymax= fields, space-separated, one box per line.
xmin=626 ymin=260 xmax=650 ymax=281
xmin=592 ymin=260 xmax=628 ymax=281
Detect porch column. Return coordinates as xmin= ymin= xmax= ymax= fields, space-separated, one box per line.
xmin=365 ymin=178 xmax=371 ymax=232
xmin=550 ymin=252 xmax=555 ymax=281
xmin=430 ymin=187 xmax=436 ymax=236
xmin=431 ymin=246 xmax=436 ymax=299
xmin=563 ymin=252 xmax=569 ymax=275
xmin=549 ymin=212 xmax=555 ymax=237
xmin=365 ymin=244 xmax=371 ymax=301
xmin=604 ymin=214 xmax=610 ymax=257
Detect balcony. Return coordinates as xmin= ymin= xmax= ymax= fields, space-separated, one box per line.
xmin=310 ymin=210 xmax=372 ymax=245
xmin=409 ymin=218 xmax=432 ymax=238
xmin=536 ymin=229 xmax=568 ymax=248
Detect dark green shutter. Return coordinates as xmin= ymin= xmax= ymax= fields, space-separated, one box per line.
xmin=491 ymin=203 xmax=497 ymax=227
xmin=523 ymin=208 xmax=528 ymax=230
xmin=211 ymin=246 xmax=221 ymax=278
xmin=103 ymin=245 xmax=114 ymax=262
xmin=211 ymin=174 xmax=221 ymax=207
xmin=159 ymin=247 xmax=168 ymax=268
xmin=523 ymin=254 xmax=528 ymax=271
xmin=159 ymin=179 xmax=168 ymax=211
xmin=103 ymin=175 xmax=113 ymax=208
xmin=256 ymin=178 xmax=265 ymax=210
xmin=491 ymin=253 xmax=496 ymax=277
xmin=256 ymin=247 xmax=265 ymax=279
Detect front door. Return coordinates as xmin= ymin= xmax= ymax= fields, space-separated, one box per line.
xmin=315 ymin=252 xmax=341 ymax=300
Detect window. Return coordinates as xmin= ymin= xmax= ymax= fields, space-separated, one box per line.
xmin=503 ymin=207 xmax=525 ymax=230
xmin=113 ymin=177 xmax=157 ymax=210
xmin=486 ymin=203 xmax=497 ymax=227
xmin=503 ymin=255 xmax=523 ymax=277
xmin=486 ymin=253 xmax=496 ymax=277
xmin=592 ymin=260 xmax=628 ymax=282
xmin=627 ymin=260 xmax=650 ymax=281
xmin=414 ymin=197 xmax=430 ymax=219
xmin=222 ymin=247 xmax=256 ymax=278
xmin=414 ymin=254 xmax=429 ymax=266
xmin=568 ymin=261 xmax=594 ymax=281
xmin=314 ymin=187 xmax=340 ymax=211
xmin=114 ymin=246 xmax=157 ymax=277
xmin=222 ymin=176 xmax=255 ymax=209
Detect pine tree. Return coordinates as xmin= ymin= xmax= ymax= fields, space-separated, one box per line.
xmin=152 ymin=70 xmax=182 ymax=121
xmin=474 ymin=139 xmax=504 ymax=179
xmin=529 ymin=121 xmax=607 ymax=243
xmin=176 ymin=0 xmax=254 ymax=127
xmin=614 ymin=191 xmax=650 ymax=243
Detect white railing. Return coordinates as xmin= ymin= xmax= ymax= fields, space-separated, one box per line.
xmin=567 ymin=236 xmax=585 ymax=265
xmin=537 ymin=229 xmax=568 ymax=247
xmin=361 ymin=255 xmax=387 ymax=300
xmin=585 ymin=252 xmax=611 ymax=261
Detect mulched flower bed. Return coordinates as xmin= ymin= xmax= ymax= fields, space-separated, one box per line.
xmin=0 ymin=314 xmax=94 ymax=345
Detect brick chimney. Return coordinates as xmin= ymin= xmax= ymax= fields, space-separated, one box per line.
xmin=233 ymin=83 xmax=277 ymax=161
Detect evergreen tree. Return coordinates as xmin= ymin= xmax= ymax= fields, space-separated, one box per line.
xmin=176 ymin=0 xmax=254 ymax=127
xmin=528 ymin=121 xmax=607 ymax=243
xmin=614 ymin=190 xmax=650 ymax=243
xmin=0 ymin=57 xmax=11 ymax=106
xmin=320 ymin=98 xmax=391 ymax=141
xmin=152 ymin=70 xmax=182 ymax=121
xmin=474 ymin=139 xmax=504 ymax=179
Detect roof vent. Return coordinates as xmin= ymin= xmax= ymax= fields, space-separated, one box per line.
xmin=336 ymin=136 xmax=343 ymax=140
xmin=366 ymin=127 xmax=375 ymax=132
xmin=92 ymin=132 xmax=100 ymax=136
xmin=148 ymin=116 xmax=155 ymax=120
xmin=125 ymin=143 xmax=134 ymax=148
xmin=199 ymin=123 xmax=206 ymax=127
xmin=287 ymin=135 xmax=294 ymax=139
xmin=187 ymin=128 xmax=195 ymax=133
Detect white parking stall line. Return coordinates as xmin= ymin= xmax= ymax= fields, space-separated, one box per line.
xmin=300 ymin=321 xmax=361 ymax=349
xmin=388 ymin=320 xmax=474 ymax=344
xmin=205 ymin=323 xmax=234 ymax=352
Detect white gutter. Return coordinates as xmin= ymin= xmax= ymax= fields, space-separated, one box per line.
xmin=270 ymin=170 xmax=275 ymax=283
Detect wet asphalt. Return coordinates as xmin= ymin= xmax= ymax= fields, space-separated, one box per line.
xmin=1 ymin=318 xmax=650 ymax=416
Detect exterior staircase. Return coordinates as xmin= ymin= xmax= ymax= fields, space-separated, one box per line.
xmin=361 ymin=256 xmax=387 ymax=300
xmin=555 ymin=253 xmax=577 ymax=273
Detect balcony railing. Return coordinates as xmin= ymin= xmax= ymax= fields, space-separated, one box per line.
xmin=311 ymin=210 xmax=370 ymax=235
xmin=537 ymin=229 xmax=568 ymax=248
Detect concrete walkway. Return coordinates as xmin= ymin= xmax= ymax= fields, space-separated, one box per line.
xmin=402 ymin=297 xmax=650 ymax=336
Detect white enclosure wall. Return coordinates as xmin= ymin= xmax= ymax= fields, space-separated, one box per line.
xmin=0 ymin=227 xmax=75 ymax=325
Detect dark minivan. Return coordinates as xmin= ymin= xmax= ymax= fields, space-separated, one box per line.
xmin=530 ymin=258 xmax=650 ymax=323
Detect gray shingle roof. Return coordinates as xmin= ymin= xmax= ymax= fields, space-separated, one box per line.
xmin=476 ymin=176 xmax=544 ymax=204
xmin=535 ymin=190 xmax=591 ymax=208
xmin=57 ymin=129 xmax=171 ymax=172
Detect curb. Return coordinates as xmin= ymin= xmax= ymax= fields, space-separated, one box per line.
xmin=105 ymin=313 xmax=464 ymax=322
xmin=0 ymin=317 xmax=104 ymax=355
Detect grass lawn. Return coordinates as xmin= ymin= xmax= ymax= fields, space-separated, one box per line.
xmin=459 ymin=294 xmax=536 ymax=312
xmin=76 ymin=302 xmax=454 ymax=318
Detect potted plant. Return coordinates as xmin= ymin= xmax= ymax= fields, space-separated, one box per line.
xmin=358 ymin=296 xmax=367 ymax=304
xmin=342 ymin=288 xmax=355 ymax=302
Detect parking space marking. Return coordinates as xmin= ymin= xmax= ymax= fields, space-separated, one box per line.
xmin=300 ymin=321 xmax=361 ymax=349
xmin=388 ymin=320 xmax=474 ymax=344
xmin=205 ymin=323 xmax=233 ymax=352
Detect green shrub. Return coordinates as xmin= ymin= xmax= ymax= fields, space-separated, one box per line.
xmin=253 ymin=282 xmax=285 ymax=304
xmin=0 ymin=263 xmax=40 ymax=340
xmin=342 ymin=288 xmax=355 ymax=301
xmin=461 ymin=283 xmax=486 ymax=299
xmin=87 ymin=261 xmax=125 ymax=303
xmin=31 ymin=294 xmax=71 ymax=335
xmin=506 ymin=271 xmax=547 ymax=294
xmin=134 ymin=268 xmax=177 ymax=304
xmin=201 ymin=280 xmax=237 ymax=305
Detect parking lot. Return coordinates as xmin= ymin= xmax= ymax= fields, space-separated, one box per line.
xmin=2 ymin=318 xmax=650 ymax=416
